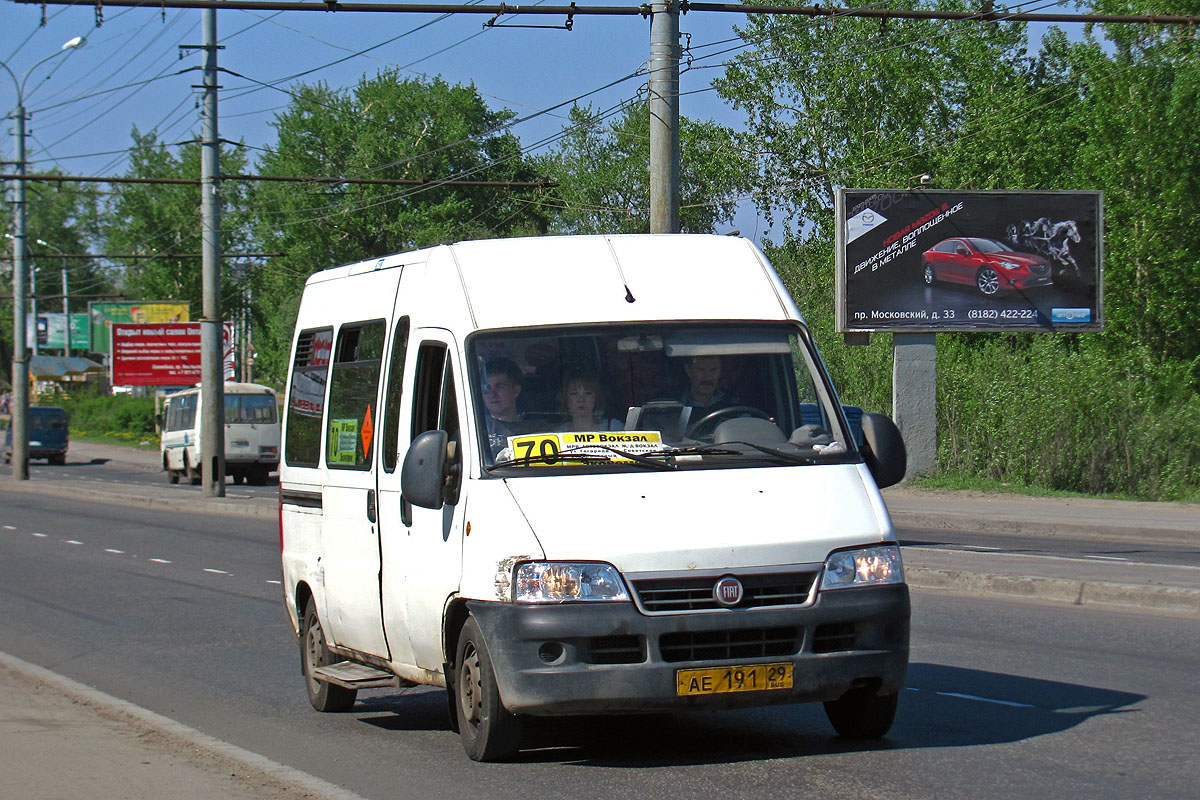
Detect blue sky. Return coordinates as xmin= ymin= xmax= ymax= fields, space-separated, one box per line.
xmin=2 ymin=3 xmax=770 ymax=236
xmin=2 ymin=2 xmax=1076 ymax=247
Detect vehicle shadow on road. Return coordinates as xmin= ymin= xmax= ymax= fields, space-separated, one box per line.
xmin=507 ymin=662 xmax=1142 ymax=767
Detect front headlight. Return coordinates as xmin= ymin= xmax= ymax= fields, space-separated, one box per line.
xmin=513 ymin=562 xmax=630 ymax=603
xmin=821 ymin=545 xmax=904 ymax=590
xmin=996 ymin=260 xmax=1022 ymax=270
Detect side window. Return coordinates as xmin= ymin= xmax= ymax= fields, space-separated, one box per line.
xmin=411 ymin=342 xmax=448 ymax=439
xmin=285 ymin=327 xmax=333 ymax=467
xmin=179 ymin=395 xmax=197 ymax=430
xmin=326 ymin=320 xmax=387 ymax=469
xmin=382 ymin=317 xmax=411 ymax=473
xmin=164 ymin=399 xmax=177 ymax=432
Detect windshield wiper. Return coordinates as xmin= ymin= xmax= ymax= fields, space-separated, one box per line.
xmin=487 ymin=444 xmax=676 ymax=471
xmin=671 ymin=442 xmax=821 ymax=466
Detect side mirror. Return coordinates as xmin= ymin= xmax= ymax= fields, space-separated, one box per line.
xmin=860 ymin=412 xmax=907 ymax=489
xmin=402 ymin=430 xmax=449 ymax=509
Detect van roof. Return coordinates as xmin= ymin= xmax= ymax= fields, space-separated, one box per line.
xmin=305 ymin=234 xmax=801 ymax=330
xmin=163 ymin=381 xmax=277 ymax=397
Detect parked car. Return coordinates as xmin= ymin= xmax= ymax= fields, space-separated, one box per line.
xmin=921 ymin=237 xmax=1053 ymax=296
xmin=4 ymin=406 xmax=69 ymax=465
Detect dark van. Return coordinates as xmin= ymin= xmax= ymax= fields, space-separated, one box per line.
xmin=4 ymin=406 xmax=69 ymax=465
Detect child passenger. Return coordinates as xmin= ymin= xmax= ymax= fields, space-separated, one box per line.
xmin=559 ymin=371 xmax=623 ymax=432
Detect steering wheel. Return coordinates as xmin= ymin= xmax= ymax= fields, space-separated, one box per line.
xmin=685 ymin=405 xmax=772 ymax=439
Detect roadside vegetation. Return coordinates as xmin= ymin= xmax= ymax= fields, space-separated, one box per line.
xmin=1 ymin=1 xmax=1195 ymax=500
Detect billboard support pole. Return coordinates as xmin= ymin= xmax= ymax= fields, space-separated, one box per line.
xmin=892 ymin=333 xmax=937 ymax=479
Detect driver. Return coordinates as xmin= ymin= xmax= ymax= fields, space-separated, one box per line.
xmin=482 ymin=357 xmax=527 ymax=456
xmin=681 ymin=355 xmax=736 ymax=414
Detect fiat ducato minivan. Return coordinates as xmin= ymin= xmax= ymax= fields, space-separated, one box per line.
xmin=279 ymin=234 xmax=910 ymax=761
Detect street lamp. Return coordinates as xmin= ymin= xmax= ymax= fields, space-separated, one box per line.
xmin=2 ymin=34 xmax=86 ymax=481
xmin=35 ymin=238 xmax=69 ymax=358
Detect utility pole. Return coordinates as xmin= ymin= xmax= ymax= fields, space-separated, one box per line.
xmin=196 ymin=9 xmax=225 ymax=496
xmin=62 ymin=267 xmax=70 ymax=358
xmin=648 ymin=0 xmax=681 ymax=235
xmin=3 ymin=35 xmax=85 ymax=481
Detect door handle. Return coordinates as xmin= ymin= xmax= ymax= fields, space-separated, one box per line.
xmin=366 ymin=489 xmax=377 ymax=523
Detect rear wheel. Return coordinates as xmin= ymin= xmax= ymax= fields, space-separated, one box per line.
xmin=49 ymin=454 xmax=65 ymax=466
xmin=301 ymin=599 xmax=357 ymax=713
xmin=184 ymin=453 xmax=201 ymax=485
xmin=247 ymin=466 xmax=269 ymax=486
xmin=455 ymin=616 xmax=522 ymax=761
xmin=824 ymin=687 xmax=898 ymax=739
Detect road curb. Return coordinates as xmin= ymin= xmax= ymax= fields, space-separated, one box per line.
xmin=907 ymin=567 xmax=1200 ymax=615
xmin=0 ymin=480 xmax=276 ymax=520
xmin=0 ymin=650 xmax=369 ymax=800
xmin=889 ymin=510 xmax=1192 ymax=545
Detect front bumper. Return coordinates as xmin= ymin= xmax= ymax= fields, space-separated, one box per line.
xmin=468 ymin=583 xmax=909 ymax=716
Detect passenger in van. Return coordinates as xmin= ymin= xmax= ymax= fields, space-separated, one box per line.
xmin=482 ymin=357 xmax=527 ymax=455
xmin=681 ymin=355 xmax=737 ymax=412
xmin=558 ymin=370 xmax=622 ymax=432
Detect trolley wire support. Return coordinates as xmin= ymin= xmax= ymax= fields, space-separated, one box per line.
xmin=485 ymin=1 xmax=577 ymax=30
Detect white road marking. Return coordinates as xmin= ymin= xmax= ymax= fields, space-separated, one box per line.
xmin=958 ymin=544 xmax=1002 ymax=551
xmin=935 ymin=691 xmax=1035 ymax=708
xmin=64 ymin=540 xmax=83 ymax=545
xmin=1084 ymin=555 xmax=1129 ymax=562
xmin=203 ymin=568 xmax=230 ymax=575
xmin=32 ymin=533 xmax=48 ymax=538
xmin=149 ymin=558 xmax=172 ymax=564
xmin=104 ymin=548 xmax=125 ymax=554
xmin=2 ymin=525 xmax=15 ymax=530
xmin=266 ymin=579 xmax=281 ymax=585
xmin=938 ymin=548 xmax=1200 ymax=571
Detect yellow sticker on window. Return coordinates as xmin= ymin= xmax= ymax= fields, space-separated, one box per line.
xmin=506 ymin=431 xmax=664 ymax=466
xmin=329 ymin=419 xmax=359 ymax=464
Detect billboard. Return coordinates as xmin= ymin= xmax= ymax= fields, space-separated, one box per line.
xmin=27 ymin=313 xmax=89 ymax=350
xmin=88 ymin=301 xmax=190 ymax=353
xmin=110 ymin=322 xmax=235 ymax=386
xmin=837 ymin=189 xmax=1103 ymax=332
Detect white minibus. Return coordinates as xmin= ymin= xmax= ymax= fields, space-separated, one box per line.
xmin=161 ymin=381 xmax=280 ymax=485
xmin=280 ymin=235 xmax=909 ymax=761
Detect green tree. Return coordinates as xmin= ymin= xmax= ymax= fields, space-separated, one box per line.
xmin=102 ymin=130 xmax=252 ymax=315
xmin=248 ymin=71 xmax=551 ymax=382
xmin=544 ymin=102 xmax=752 ymax=234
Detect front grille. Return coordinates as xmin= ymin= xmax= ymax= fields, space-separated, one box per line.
xmin=1029 ymin=261 xmax=1050 ymax=276
xmin=585 ymin=635 xmax=645 ymax=665
xmin=659 ymin=626 xmax=799 ymax=663
xmin=812 ymin=622 xmax=858 ymax=653
xmin=632 ymin=571 xmax=818 ymax=613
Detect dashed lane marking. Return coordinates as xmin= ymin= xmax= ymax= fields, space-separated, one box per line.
xmin=149 ymin=558 xmax=172 ymax=564
xmin=104 ymin=548 xmax=125 ymax=554
xmin=203 ymin=568 xmax=230 ymax=575
xmin=64 ymin=540 xmax=83 ymax=545
xmin=32 ymin=533 xmax=47 ymax=538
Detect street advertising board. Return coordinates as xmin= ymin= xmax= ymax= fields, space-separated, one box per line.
xmin=110 ymin=322 xmax=235 ymax=386
xmin=26 ymin=312 xmax=90 ymax=350
xmin=836 ymin=189 xmax=1103 ymax=332
xmin=88 ymin=301 xmax=190 ymax=354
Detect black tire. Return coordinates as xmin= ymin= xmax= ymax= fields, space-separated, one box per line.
xmin=168 ymin=469 xmax=180 ymax=484
xmin=49 ymin=454 xmax=65 ymax=466
xmin=247 ymin=466 xmax=269 ymax=486
xmin=976 ymin=266 xmax=1001 ymax=296
xmin=230 ymin=469 xmax=245 ymax=485
xmin=824 ymin=688 xmax=898 ymax=739
xmin=184 ymin=453 xmax=201 ymax=485
xmin=922 ymin=261 xmax=935 ymax=285
xmin=301 ymin=599 xmax=357 ymax=713
xmin=455 ymin=617 xmax=522 ymax=761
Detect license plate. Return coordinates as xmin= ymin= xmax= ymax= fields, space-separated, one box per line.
xmin=676 ymin=662 xmax=794 ymax=696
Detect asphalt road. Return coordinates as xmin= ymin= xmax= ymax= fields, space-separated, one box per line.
xmin=1 ymin=492 xmax=1196 ymax=799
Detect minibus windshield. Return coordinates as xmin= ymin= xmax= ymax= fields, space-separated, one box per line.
xmin=469 ymin=323 xmax=856 ymax=472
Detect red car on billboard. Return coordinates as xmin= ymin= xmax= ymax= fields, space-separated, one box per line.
xmin=921 ymin=237 xmax=1053 ymax=296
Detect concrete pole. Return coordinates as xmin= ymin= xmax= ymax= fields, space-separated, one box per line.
xmin=199 ymin=8 xmax=225 ymax=497
xmin=9 ymin=104 xmax=29 ymax=479
xmin=892 ymin=333 xmax=937 ymax=479
xmin=62 ymin=267 xmax=69 ymax=358
xmin=648 ymin=1 xmax=680 ymax=234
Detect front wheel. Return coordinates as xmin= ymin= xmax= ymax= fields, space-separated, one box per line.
xmin=301 ymin=599 xmax=357 ymax=713
xmin=455 ymin=616 xmax=522 ymax=761
xmin=976 ymin=266 xmax=1001 ymax=296
xmin=824 ymin=687 xmax=898 ymax=739
xmin=922 ymin=261 xmax=935 ymax=285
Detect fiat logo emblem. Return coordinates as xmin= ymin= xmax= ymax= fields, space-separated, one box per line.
xmin=714 ymin=576 xmax=744 ymax=607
